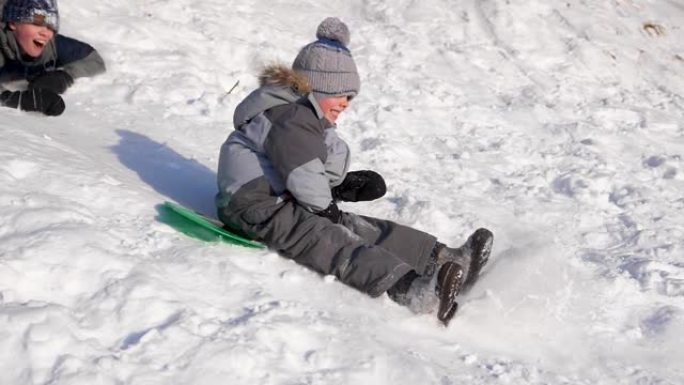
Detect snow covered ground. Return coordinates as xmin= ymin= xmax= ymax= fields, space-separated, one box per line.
xmin=2 ymin=0 xmax=684 ymax=383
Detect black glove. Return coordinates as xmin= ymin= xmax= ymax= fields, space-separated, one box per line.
xmin=28 ymin=70 xmax=74 ymax=94
xmin=1 ymin=89 xmax=66 ymax=116
xmin=315 ymin=201 xmax=342 ymax=224
xmin=332 ymin=170 xmax=387 ymax=202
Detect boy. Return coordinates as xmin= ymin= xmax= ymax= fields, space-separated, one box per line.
xmin=0 ymin=0 xmax=105 ymax=116
xmin=216 ymin=18 xmax=493 ymax=326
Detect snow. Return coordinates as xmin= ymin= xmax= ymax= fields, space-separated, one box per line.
xmin=1 ymin=0 xmax=684 ymax=384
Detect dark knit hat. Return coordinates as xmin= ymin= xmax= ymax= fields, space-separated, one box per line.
xmin=292 ymin=17 xmax=360 ymax=99
xmin=2 ymin=0 xmax=60 ymax=32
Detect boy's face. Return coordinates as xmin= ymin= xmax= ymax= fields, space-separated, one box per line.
xmin=319 ymin=95 xmax=350 ymax=124
xmin=9 ymin=22 xmax=55 ymax=58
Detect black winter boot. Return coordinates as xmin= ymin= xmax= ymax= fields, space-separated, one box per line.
xmin=462 ymin=228 xmax=493 ymax=291
xmin=435 ymin=228 xmax=493 ymax=294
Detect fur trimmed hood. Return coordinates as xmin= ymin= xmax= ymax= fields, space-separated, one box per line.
xmin=258 ymin=64 xmax=312 ymax=95
xmin=232 ymin=64 xmax=311 ymax=129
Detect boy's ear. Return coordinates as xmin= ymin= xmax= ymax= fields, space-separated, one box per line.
xmin=8 ymin=22 xmax=17 ymax=31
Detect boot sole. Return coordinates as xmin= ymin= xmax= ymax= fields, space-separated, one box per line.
xmin=436 ymin=262 xmax=464 ymax=326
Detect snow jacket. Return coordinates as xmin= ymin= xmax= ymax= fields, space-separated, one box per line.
xmin=0 ymin=26 xmax=105 ymax=91
xmin=216 ymin=66 xmax=350 ymax=215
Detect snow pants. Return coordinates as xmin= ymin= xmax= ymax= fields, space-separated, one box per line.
xmin=218 ymin=193 xmax=437 ymax=297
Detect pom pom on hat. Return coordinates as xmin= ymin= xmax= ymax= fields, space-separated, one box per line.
xmin=316 ymin=17 xmax=350 ymax=47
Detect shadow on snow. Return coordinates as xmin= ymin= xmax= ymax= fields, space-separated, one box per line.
xmin=111 ymin=129 xmax=218 ymax=217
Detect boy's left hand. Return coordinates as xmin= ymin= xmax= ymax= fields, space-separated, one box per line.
xmin=28 ymin=71 xmax=74 ymax=94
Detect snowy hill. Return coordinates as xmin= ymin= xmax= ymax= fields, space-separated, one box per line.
xmin=1 ymin=1 xmax=683 ymax=384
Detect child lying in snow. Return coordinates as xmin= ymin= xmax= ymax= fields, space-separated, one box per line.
xmin=215 ymin=17 xmax=493 ymax=326
xmin=0 ymin=0 xmax=105 ymax=116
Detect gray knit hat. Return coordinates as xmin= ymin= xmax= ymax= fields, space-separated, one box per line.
xmin=2 ymin=0 xmax=59 ymax=32
xmin=292 ymin=17 xmax=360 ymax=99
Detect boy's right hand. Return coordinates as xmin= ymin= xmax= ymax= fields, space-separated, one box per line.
xmin=315 ymin=202 xmax=342 ymax=224
xmin=1 ymin=89 xmax=66 ymax=116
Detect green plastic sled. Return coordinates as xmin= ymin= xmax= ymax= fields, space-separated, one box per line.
xmin=159 ymin=201 xmax=265 ymax=249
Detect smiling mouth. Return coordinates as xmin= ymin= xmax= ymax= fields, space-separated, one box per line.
xmin=33 ymin=40 xmax=46 ymax=49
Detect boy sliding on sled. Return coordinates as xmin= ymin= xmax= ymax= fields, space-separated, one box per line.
xmin=215 ymin=17 xmax=493 ymax=325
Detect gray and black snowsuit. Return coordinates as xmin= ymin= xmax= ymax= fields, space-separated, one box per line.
xmin=216 ymin=68 xmax=437 ymax=297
